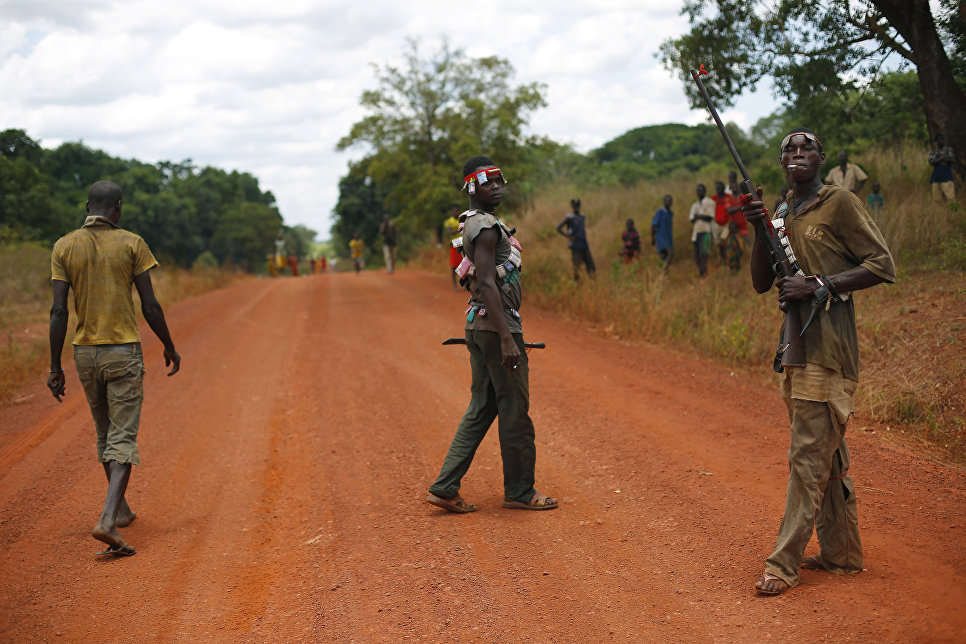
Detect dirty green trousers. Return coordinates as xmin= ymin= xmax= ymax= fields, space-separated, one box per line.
xmin=765 ymin=366 xmax=864 ymax=586
xmin=429 ymin=330 xmax=537 ymax=504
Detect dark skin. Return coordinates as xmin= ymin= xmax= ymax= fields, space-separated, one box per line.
xmin=467 ymin=167 xmax=520 ymax=371
xmin=745 ymin=134 xmax=885 ymax=594
xmin=47 ymin=195 xmax=180 ymax=555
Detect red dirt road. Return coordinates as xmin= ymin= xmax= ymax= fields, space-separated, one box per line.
xmin=1 ymin=270 xmax=964 ymax=642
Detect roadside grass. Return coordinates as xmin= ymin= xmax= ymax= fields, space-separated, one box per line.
xmin=0 ymin=241 xmax=244 ymax=403
xmin=413 ymin=150 xmax=965 ymax=461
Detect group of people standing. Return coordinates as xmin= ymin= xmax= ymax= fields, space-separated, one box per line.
xmin=688 ymin=172 xmax=750 ymax=278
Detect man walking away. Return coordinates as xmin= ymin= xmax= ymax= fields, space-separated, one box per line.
xmin=349 ymin=233 xmax=364 ymax=274
xmin=379 ymin=214 xmax=398 ymax=274
xmin=556 ymin=198 xmax=596 ymax=281
xmin=47 ymin=180 xmax=181 ymax=557
xmin=651 ymin=195 xmax=674 ymax=272
xmin=928 ymin=133 xmax=956 ymax=203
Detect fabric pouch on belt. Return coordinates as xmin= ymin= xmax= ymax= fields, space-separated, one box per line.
xmin=782 ymin=362 xmax=857 ymax=428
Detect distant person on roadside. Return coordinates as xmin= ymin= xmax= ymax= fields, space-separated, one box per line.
xmin=726 ymin=195 xmax=750 ymax=273
xmin=651 ymin=195 xmax=674 ymax=271
xmin=556 ymin=198 xmax=596 ymax=281
xmin=928 ymin=133 xmax=956 ymax=203
xmin=712 ymin=181 xmax=740 ymax=267
xmin=266 ymin=254 xmax=279 ymax=277
xmin=47 ymin=180 xmax=181 ymax=558
xmin=742 ymin=127 xmax=894 ymax=596
xmin=274 ymin=233 xmax=287 ymax=273
xmin=688 ymin=184 xmax=715 ymax=278
xmin=866 ymin=182 xmax=884 ymax=216
xmin=349 ymin=233 xmax=364 ymax=274
xmin=621 ymin=219 xmax=641 ymax=263
xmin=379 ymin=213 xmax=397 ymax=274
xmin=825 ymin=151 xmax=867 ymax=194
xmin=444 ymin=205 xmax=462 ymax=291
xmin=426 ymin=155 xmax=557 ymax=514
xmin=287 ymin=252 xmax=299 ymax=276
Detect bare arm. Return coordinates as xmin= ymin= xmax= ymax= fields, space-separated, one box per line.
xmin=473 ymin=227 xmax=520 ymax=370
xmin=556 ymin=217 xmax=571 ymax=239
xmin=46 ymin=280 xmax=70 ymax=401
xmin=133 ymin=270 xmax=180 ymax=376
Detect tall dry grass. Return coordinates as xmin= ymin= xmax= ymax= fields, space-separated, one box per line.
xmin=505 ymin=148 xmax=965 ymax=458
xmin=0 ymin=241 xmax=245 ymax=402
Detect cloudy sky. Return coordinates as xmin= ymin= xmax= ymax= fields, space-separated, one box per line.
xmin=1 ymin=0 xmax=779 ymax=238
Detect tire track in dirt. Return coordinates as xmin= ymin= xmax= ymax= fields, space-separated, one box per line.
xmin=0 ymin=270 xmax=963 ymax=642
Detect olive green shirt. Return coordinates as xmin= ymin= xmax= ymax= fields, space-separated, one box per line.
xmin=460 ymin=209 xmax=523 ymax=334
xmin=777 ymin=186 xmax=895 ymax=381
xmin=51 ymin=216 xmax=159 ymax=345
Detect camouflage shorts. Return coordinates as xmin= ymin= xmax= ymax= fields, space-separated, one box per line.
xmin=74 ymin=343 xmax=145 ymax=465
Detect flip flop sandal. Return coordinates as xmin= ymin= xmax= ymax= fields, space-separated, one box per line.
xmin=754 ymin=573 xmax=787 ymax=595
xmin=425 ymin=493 xmax=477 ymax=514
xmin=502 ymin=493 xmax=559 ymax=511
xmin=96 ymin=544 xmax=136 ymax=557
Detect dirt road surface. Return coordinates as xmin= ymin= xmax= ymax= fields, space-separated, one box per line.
xmin=1 ymin=270 xmax=963 ymax=642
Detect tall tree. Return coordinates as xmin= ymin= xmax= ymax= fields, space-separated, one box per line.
xmin=661 ymin=0 xmax=966 ymax=180
xmin=336 ymin=39 xmax=546 ymax=233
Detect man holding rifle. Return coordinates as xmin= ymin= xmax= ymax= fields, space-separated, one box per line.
xmin=743 ymin=128 xmax=895 ymax=595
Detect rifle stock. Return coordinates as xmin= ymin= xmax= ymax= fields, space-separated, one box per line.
xmin=689 ymin=69 xmax=806 ymax=371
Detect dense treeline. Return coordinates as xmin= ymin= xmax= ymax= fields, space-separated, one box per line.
xmin=333 ymin=38 xmax=936 ymax=254
xmin=0 ymin=130 xmax=312 ymax=271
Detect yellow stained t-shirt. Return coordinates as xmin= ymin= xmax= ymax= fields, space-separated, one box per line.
xmin=349 ymin=239 xmax=364 ymax=258
xmin=51 ymin=217 xmax=159 ymax=345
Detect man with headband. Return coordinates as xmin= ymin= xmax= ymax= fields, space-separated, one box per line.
xmin=742 ymin=127 xmax=894 ymax=595
xmin=426 ymin=155 xmax=558 ymax=513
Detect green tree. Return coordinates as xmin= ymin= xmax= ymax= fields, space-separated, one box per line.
xmin=210 ymin=202 xmax=283 ymax=272
xmin=661 ymin=0 xmax=966 ymax=180
xmin=336 ymin=39 xmax=547 ymax=234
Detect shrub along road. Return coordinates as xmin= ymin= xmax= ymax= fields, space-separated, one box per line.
xmin=0 ymin=271 xmax=963 ymax=642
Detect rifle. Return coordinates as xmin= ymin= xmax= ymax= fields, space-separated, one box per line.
xmin=442 ymin=338 xmax=546 ymax=349
xmin=688 ymin=66 xmax=806 ymax=372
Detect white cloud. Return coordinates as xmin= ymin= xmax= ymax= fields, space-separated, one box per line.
xmin=0 ymin=0 xmax=781 ymax=239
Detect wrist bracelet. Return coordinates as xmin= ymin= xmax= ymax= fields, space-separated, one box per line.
xmin=49 ymin=368 xmax=64 ymax=374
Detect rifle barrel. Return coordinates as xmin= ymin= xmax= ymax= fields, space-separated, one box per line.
xmin=689 ymin=69 xmax=752 ymax=184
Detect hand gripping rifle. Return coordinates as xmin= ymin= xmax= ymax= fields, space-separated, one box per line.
xmin=689 ymin=66 xmax=806 ymax=372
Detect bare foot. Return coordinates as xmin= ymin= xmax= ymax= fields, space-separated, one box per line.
xmin=115 ymin=507 xmax=136 ymax=528
xmin=755 ymin=572 xmax=788 ymax=595
xmin=92 ymin=522 xmax=136 ymax=556
xmin=801 ymin=555 xmax=824 ymax=570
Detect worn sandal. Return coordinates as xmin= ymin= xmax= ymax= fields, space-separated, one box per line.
xmin=502 ymin=491 xmax=559 ymax=511
xmin=425 ymin=493 xmax=477 ymax=514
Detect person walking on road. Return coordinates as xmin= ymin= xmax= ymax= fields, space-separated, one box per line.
xmin=742 ymin=128 xmax=895 ymax=596
xmin=379 ymin=214 xmax=398 ymax=274
xmin=427 ymin=155 xmax=558 ymax=514
xmin=349 ymin=234 xmax=364 ymax=274
xmin=556 ymin=198 xmax=596 ymax=281
xmin=444 ymin=206 xmax=462 ymax=291
xmin=47 ymin=180 xmax=181 ymax=558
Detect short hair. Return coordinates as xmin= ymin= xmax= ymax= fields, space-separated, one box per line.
xmin=570 ymin=198 xmax=581 ymax=209
xmin=462 ymin=155 xmax=494 ymax=178
xmin=783 ymin=126 xmax=824 ymax=154
xmin=934 ymin=133 xmax=944 ymax=142
xmin=87 ymin=180 xmax=122 ymax=211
